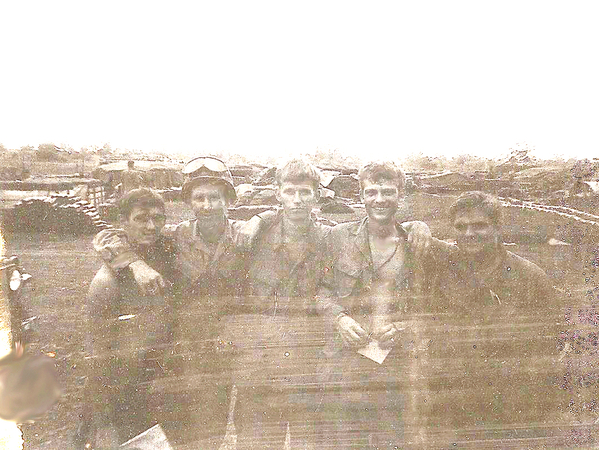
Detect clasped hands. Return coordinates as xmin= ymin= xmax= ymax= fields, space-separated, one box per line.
xmin=336 ymin=315 xmax=404 ymax=349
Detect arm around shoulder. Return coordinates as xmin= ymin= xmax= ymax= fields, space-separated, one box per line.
xmin=234 ymin=209 xmax=278 ymax=250
xmin=93 ymin=228 xmax=140 ymax=271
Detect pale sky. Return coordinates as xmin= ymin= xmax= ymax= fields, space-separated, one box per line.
xmin=1 ymin=1 xmax=598 ymax=161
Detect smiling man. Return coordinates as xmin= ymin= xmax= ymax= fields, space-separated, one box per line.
xmin=316 ymin=160 xmax=436 ymax=450
xmin=82 ymin=189 xmax=177 ymax=449
xmin=434 ymin=191 xmax=555 ymax=312
xmin=420 ymin=191 xmax=561 ymax=445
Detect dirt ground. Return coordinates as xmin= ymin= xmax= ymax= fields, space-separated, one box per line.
xmin=2 ymin=197 xmax=595 ymax=449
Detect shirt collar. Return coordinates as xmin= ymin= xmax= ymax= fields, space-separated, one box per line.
xmin=267 ymin=210 xmax=320 ymax=253
xmin=352 ymin=216 xmax=408 ymax=240
xmin=191 ymin=218 xmax=234 ymax=252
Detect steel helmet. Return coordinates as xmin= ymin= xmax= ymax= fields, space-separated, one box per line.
xmin=181 ymin=156 xmax=236 ymax=203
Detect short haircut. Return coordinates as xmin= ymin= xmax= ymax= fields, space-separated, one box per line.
xmin=449 ymin=191 xmax=502 ymax=227
xmin=358 ymin=161 xmax=406 ymax=193
xmin=275 ymin=158 xmax=321 ymax=191
xmin=119 ymin=188 xmax=165 ymax=219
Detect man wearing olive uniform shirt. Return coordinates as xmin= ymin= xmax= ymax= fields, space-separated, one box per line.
xmin=421 ymin=192 xmax=561 ymax=445
xmin=233 ymin=159 xmax=332 ymax=450
xmin=317 ymin=161 xmax=436 ymax=450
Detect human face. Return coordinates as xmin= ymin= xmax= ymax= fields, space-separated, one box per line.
xmin=276 ymin=181 xmax=318 ymax=224
xmin=189 ymin=184 xmax=228 ymax=226
xmin=361 ymin=179 xmax=401 ymax=225
xmin=453 ymin=208 xmax=500 ymax=257
xmin=122 ymin=206 xmax=166 ymax=247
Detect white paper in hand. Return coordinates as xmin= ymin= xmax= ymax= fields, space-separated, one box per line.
xmin=120 ymin=424 xmax=173 ymax=450
xmin=357 ymin=340 xmax=392 ymax=364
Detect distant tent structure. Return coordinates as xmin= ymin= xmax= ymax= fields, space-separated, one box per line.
xmin=92 ymin=160 xmax=184 ymax=193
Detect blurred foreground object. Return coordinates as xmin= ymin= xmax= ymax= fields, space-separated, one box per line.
xmin=0 ymin=343 xmax=62 ymax=422
xmin=120 ymin=424 xmax=173 ymax=449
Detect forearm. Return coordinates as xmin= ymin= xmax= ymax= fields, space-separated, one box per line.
xmin=314 ymin=289 xmax=346 ymax=318
xmin=93 ymin=229 xmax=140 ymax=271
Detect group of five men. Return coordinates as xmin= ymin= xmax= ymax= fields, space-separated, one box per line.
xmin=81 ymin=156 xmax=558 ymax=449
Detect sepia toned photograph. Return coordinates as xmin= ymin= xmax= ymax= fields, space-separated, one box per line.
xmin=1 ymin=2 xmax=599 ymax=449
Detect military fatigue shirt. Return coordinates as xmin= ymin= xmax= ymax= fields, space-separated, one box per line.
xmin=317 ymin=217 xmax=435 ymax=323
xmin=233 ymin=211 xmax=332 ymax=389
xmin=417 ymin=238 xmax=562 ymax=434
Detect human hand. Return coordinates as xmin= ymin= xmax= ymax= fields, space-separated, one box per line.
xmin=130 ymin=260 xmax=166 ymax=296
xmin=372 ymin=322 xmax=405 ymax=349
xmin=336 ymin=315 xmax=369 ymax=347
xmin=402 ymin=221 xmax=431 ymax=260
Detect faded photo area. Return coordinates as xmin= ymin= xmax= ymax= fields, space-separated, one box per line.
xmin=0 ymin=152 xmax=597 ymax=449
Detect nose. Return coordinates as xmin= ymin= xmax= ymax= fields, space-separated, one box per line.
xmin=293 ymin=191 xmax=302 ymax=203
xmin=375 ymin=191 xmax=384 ymax=203
xmin=199 ymin=198 xmax=211 ymax=209
xmin=145 ymin=218 xmax=156 ymax=230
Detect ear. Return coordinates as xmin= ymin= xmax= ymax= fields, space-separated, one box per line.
xmin=313 ymin=186 xmax=320 ymax=202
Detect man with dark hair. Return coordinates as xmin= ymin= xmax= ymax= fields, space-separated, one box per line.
xmin=317 ymin=160 xmax=435 ymax=450
xmin=434 ymin=191 xmax=553 ymax=314
xmin=419 ymin=191 xmax=560 ymax=445
xmin=82 ymin=188 xmax=177 ymax=449
xmin=448 ymin=189 xmax=502 ymax=231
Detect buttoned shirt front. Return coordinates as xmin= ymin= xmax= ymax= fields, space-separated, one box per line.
xmin=234 ymin=211 xmax=333 ymax=389
xmin=174 ymin=218 xmax=248 ymax=298
xmin=247 ymin=211 xmax=332 ymax=305
xmin=318 ymin=217 xmax=434 ymax=322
